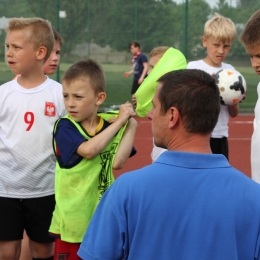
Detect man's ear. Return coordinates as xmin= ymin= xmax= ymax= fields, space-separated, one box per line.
xmin=168 ymin=107 xmax=179 ymax=129
xmin=96 ymin=92 xmax=106 ymax=106
xmin=36 ymin=46 xmax=47 ymax=61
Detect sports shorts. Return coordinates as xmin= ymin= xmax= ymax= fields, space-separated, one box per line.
xmin=210 ymin=137 xmax=229 ymax=160
xmin=54 ymin=238 xmax=81 ymax=260
xmin=131 ymin=80 xmax=140 ymax=95
xmin=0 ymin=195 xmax=55 ymax=243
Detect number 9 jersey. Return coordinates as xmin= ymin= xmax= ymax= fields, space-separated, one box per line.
xmin=0 ymin=77 xmax=66 ymax=199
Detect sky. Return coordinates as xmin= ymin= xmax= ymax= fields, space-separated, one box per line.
xmin=173 ymin=0 xmax=237 ymax=8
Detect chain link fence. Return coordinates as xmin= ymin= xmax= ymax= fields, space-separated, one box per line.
xmin=0 ymin=0 xmax=259 ymax=110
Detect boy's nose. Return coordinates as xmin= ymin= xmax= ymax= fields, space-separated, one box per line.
xmin=251 ymin=57 xmax=260 ymax=68
xmin=218 ymin=47 xmax=224 ymax=54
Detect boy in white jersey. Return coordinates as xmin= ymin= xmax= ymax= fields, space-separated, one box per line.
xmin=187 ymin=13 xmax=238 ymax=160
xmin=0 ymin=18 xmax=66 ymax=259
xmin=20 ymin=29 xmax=64 ymax=260
xmin=239 ymin=10 xmax=260 ymax=183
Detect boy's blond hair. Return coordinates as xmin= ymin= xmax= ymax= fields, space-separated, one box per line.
xmin=6 ymin=17 xmax=54 ymax=62
xmin=239 ymin=10 xmax=260 ymax=47
xmin=149 ymin=46 xmax=169 ymax=59
xmin=204 ymin=13 xmax=237 ymax=43
xmin=62 ymin=59 xmax=106 ymax=94
xmin=53 ymin=29 xmax=63 ymax=47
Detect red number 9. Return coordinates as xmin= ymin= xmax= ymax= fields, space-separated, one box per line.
xmin=24 ymin=112 xmax=34 ymax=131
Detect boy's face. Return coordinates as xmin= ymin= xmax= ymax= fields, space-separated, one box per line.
xmin=130 ymin=45 xmax=140 ymax=55
xmin=6 ymin=28 xmax=38 ymax=75
xmin=202 ymin=36 xmax=232 ymax=67
xmin=148 ymin=55 xmax=161 ymax=75
xmin=62 ymin=77 xmax=105 ymax=124
xmin=43 ymin=40 xmax=61 ymax=75
xmin=244 ymin=44 xmax=260 ymax=75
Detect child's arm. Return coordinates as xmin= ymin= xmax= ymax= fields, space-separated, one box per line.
xmin=113 ymin=117 xmax=138 ymax=170
xmin=138 ymin=62 xmax=148 ymax=84
xmin=77 ymin=102 xmax=135 ymax=160
xmin=123 ymin=70 xmax=134 ymax=78
xmin=228 ymin=104 xmax=239 ymax=118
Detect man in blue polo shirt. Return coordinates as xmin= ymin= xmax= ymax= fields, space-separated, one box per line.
xmin=78 ymin=69 xmax=260 ymax=260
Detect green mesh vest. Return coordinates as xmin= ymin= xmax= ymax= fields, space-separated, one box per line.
xmin=49 ymin=112 xmax=127 ymax=242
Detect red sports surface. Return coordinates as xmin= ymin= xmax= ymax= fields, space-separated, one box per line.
xmin=114 ymin=114 xmax=254 ymax=179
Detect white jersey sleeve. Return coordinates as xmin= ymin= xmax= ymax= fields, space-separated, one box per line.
xmin=251 ymin=82 xmax=260 ymax=183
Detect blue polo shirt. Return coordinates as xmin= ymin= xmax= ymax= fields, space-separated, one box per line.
xmin=78 ymin=151 xmax=260 ymax=260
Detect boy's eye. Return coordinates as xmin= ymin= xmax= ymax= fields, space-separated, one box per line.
xmin=56 ymin=51 xmax=60 ymax=55
xmin=75 ymin=95 xmax=82 ymax=99
xmin=63 ymin=94 xmax=68 ymax=98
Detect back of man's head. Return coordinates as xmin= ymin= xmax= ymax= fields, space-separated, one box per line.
xmin=6 ymin=17 xmax=54 ymax=62
xmin=157 ymin=69 xmax=220 ymax=134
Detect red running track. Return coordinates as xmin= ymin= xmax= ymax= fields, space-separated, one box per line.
xmin=114 ymin=114 xmax=254 ymax=179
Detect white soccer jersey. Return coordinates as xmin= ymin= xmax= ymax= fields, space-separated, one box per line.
xmin=251 ymin=82 xmax=260 ymax=183
xmin=0 ymin=77 xmax=66 ymax=198
xmin=187 ymin=60 xmax=235 ymax=138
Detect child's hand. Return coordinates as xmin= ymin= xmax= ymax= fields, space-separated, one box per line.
xmin=117 ymin=101 xmax=136 ymax=126
xmin=132 ymin=94 xmax=137 ymax=109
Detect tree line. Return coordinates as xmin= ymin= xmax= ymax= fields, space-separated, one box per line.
xmin=0 ymin=0 xmax=258 ymax=62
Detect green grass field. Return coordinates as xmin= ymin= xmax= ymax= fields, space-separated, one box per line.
xmin=1 ymin=62 xmax=258 ymax=113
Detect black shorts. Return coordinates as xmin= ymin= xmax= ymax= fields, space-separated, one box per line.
xmin=131 ymin=80 xmax=140 ymax=95
xmin=0 ymin=195 xmax=55 ymax=243
xmin=210 ymin=137 xmax=229 ymax=160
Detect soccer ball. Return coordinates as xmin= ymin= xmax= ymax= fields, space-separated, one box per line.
xmin=214 ymin=69 xmax=247 ymax=106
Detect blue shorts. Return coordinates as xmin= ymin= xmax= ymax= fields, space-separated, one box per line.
xmin=0 ymin=195 xmax=55 ymax=243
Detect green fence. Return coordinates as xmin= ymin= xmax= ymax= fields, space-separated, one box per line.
xmin=0 ymin=0 xmax=259 ymax=111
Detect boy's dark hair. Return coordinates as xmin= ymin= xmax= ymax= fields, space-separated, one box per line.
xmin=6 ymin=17 xmax=54 ymax=62
xmin=53 ymin=29 xmax=63 ymax=46
xmin=239 ymin=10 xmax=260 ymax=47
xmin=62 ymin=59 xmax=105 ymax=93
xmin=157 ymin=69 xmax=220 ymax=134
xmin=129 ymin=40 xmax=140 ymax=49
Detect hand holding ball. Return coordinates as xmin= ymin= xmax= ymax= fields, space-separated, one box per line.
xmin=214 ymin=69 xmax=247 ymax=106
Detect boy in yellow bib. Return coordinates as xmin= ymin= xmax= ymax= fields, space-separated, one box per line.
xmin=49 ymin=59 xmax=137 ymax=258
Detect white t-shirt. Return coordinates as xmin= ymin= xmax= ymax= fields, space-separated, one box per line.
xmin=251 ymin=82 xmax=260 ymax=183
xmin=151 ymin=138 xmax=166 ymax=162
xmin=187 ymin=60 xmax=235 ymax=138
xmin=0 ymin=77 xmax=66 ymax=198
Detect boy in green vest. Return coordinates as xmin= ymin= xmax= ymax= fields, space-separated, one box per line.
xmin=49 ymin=59 xmax=137 ymax=258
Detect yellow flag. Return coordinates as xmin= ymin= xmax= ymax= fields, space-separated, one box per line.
xmin=135 ymin=47 xmax=187 ymax=117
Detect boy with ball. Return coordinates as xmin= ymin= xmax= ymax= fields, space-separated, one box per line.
xmin=187 ymin=13 xmax=239 ymax=160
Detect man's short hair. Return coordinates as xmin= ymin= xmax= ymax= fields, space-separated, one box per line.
xmin=157 ymin=69 xmax=220 ymax=134
xmin=129 ymin=40 xmax=140 ymax=49
xmin=53 ymin=29 xmax=63 ymax=47
xmin=6 ymin=17 xmax=54 ymax=62
xmin=239 ymin=10 xmax=260 ymax=47
xmin=62 ymin=59 xmax=106 ymax=94
xmin=204 ymin=13 xmax=237 ymax=43
xmin=149 ymin=46 xmax=169 ymax=59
